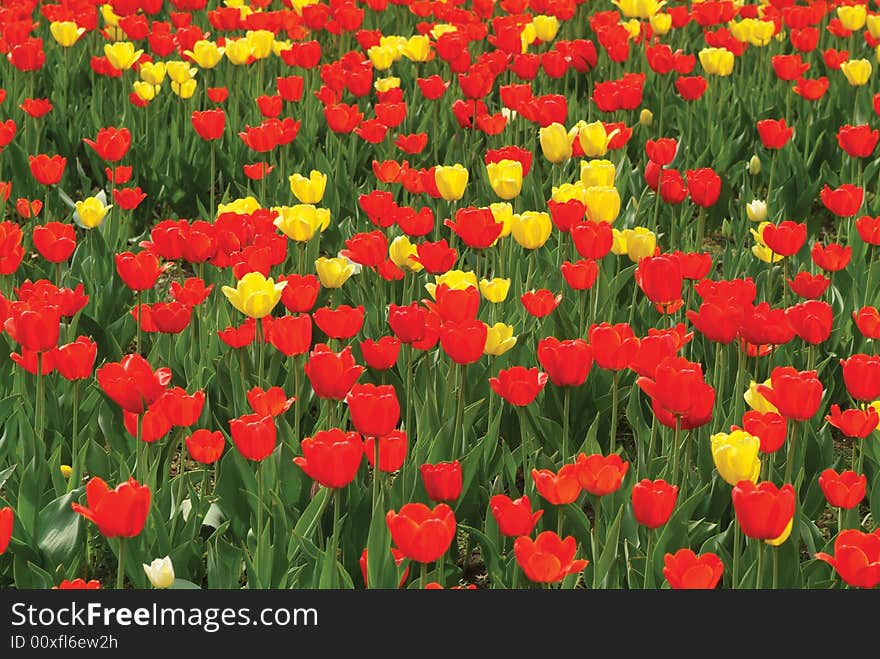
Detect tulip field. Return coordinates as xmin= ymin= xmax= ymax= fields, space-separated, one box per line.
xmin=2 ymin=0 xmax=880 ymax=592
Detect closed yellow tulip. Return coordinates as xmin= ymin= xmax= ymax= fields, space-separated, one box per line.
xmin=289 ymin=170 xmax=327 ymax=204
xmin=434 ymin=164 xmax=469 ymax=201
xmin=486 ymin=159 xmax=523 ymax=200
xmin=484 ymin=323 xmax=517 ymax=356
xmin=621 ymin=19 xmax=641 ymax=40
xmin=75 ymin=196 xmax=112 ymax=229
xmin=273 ymin=205 xmax=330 ymax=242
xmin=580 ymin=159 xmax=616 ymax=188
xmin=868 ymin=15 xmax=880 ymax=39
xmin=551 ymin=182 xmax=588 ymax=204
xmin=584 ymin=186 xmax=621 ymax=224
xmin=246 ymin=30 xmax=274 ymax=59
xmin=104 ymin=42 xmax=143 ymax=70
xmin=101 ymin=3 xmax=120 ymax=27
xmin=368 ymin=45 xmax=396 ymax=70
xmin=699 ymin=47 xmax=734 ymax=76
xmin=744 ymin=379 xmax=778 ymax=414
xmin=748 ymin=155 xmax=762 ymax=175
xmin=613 ymin=0 xmax=663 ymax=19
xmin=389 ymin=235 xmax=422 ymax=272
xmin=219 ymin=196 xmax=261 ymax=215
xmin=184 ymin=40 xmax=225 ymax=69
xmin=531 ymin=15 xmax=560 ymax=41
xmin=171 ymin=79 xmax=197 ymax=99
xmin=611 ymin=228 xmax=627 ymax=256
xmin=222 ymin=272 xmax=286 ymax=319
xmin=710 ymin=430 xmax=761 ymax=486
xmin=402 ymin=35 xmax=431 ymax=62
xmin=511 ymin=211 xmax=552 ymax=250
xmin=166 ymin=60 xmax=197 ymax=84
xmin=577 ymin=120 xmax=616 ymax=158
xmin=132 ymin=81 xmax=160 ymax=101
xmin=375 ymin=77 xmax=400 ymax=93
xmin=639 ymin=108 xmax=654 ymax=126
xmin=622 ymin=227 xmax=656 ymax=262
xmin=841 ymin=58 xmax=872 ymax=86
xmin=50 ymin=21 xmax=85 ymax=48
xmin=539 ymin=122 xmax=573 ymax=164
xmin=650 ymin=12 xmax=672 ymax=35
xmin=837 ymin=4 xmax=867 ymax=31
xmin=424 ymin=270 xmax=477 ymax=298
xmin=479 ymin=278 xmax=511 ymax=303
xmin=489 ymin=202 xmax=514 ymax=238
xmin=224 ymin=37 xmax=254 ymax=65
xmin=315 ymin=256 xmax=355 ymax=289
xmin=139 ymin=61 xmax=166 ymax=85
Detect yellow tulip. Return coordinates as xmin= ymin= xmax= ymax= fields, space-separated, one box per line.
xmin=75 ymin=196 xmax=112 ymax=229
xmin=837 ymin=4 xmax=867 ymax=31
xmin=744 ymin=379 xmax=778 ymax=414
xmin=289 ymin=170 xmax=327 ymax=204
xmin=247 ymin=30 xmax=274 ymax=60
xmin=484 ymin=322 xmax=517 ymax=356
xmin=425 ymin=270 xmax=477 ymax=298
xmin=104 ymin=42 xmax=143 ymax=70
xmin=291 ymin=0 xmax=320 ymax=14
xmin=870 ymin=401 xmax=880 ymax=429
xmin=621 ymin=19 xmax=641 ymax=40
xmin=222 ymin=272 xmax=286 ymax=319
xmin=520 ymin=23 xmax=537 ymax=52
xmin=748 ymin=154 xmax=762 ymax=175
xmin=379 ymin=35 xmax=407 ymax=56
xmin=580 ymin=159 xmax=616 ymax=188
xmin=577 ymin=120 xmax=617 ymax=158
xmin=531 ymin=15 xmax=560 ymax=41
xmin=272 ymin=205 xmax=330 ymax=242
xmin=613 ymin=0 xmax=664 ymax=19
xmin=479 ymin=278 xmax=511 ymax=303
xmin=622 ymin=227 xmax=656 ymax=262
xmin=486 ymin=159 xmax=523 ymax=200
xmin=171 ymin=79 xmax=197 ymax=99
xmin=868 ymin=15 xmax=880 ymax=39
xmin=611 ymin=228 xmax=628 ymax=256
xmin=489 ymin=202 xmax=514 ymax=238
xmin=315 ymin=256 xmax=355 ymax=289
xmin=60 ymin=464 xmax=73 ymax=479
xmin=225 ymin=37 xmax=254 ymax=65
xmin=101 ymin=3 xmax=120 ymax=27
xmin=699 ymin=47 xmax=735 ymax=76
xmin=841 ymin=58 xmax=872 ymax=86
xmin=551 ymin=182 xmax=588 ymax=204
xmin=184 ymin=40 xmax=225 ymax=69
xmin=765 ymin=518 xmax=793 ymax=546
xmin=748 ymin=20 xmax=776 ymax=47
xmin=539 ymin=122 xmax=573 ymax=163
xmin=710 ymin=430 xmax=761 ymax=486
xmin=584 ymin=186 xmax=621 ymax=224
xmin=219 ymin=196 xmax=261 ymax=214
xmin=402 ymin=35 xmax=431 ymax=62
xmin=50 ymin=21 xmax=85 ymax=48
xmin=650 ymin=12 xmax=672 ymax=35
xmin=368 ymin=45 xmax=396 ymax=71
xmin=430 ymin=23 xmax=458 ymax=39
xmin=751 ymin=222 xmax=783 ymax=263
xmin=389 ymin=236 xmax=423 ymax=272
xmin=511 ymin=211 xmax=552 ymax=250
xmin=166 ymin=60 xmax=197 ymax=84
xmin=139 ymin=61 xmax=166 ymax=85
xmin=132 ymin=81 xmax=160 ymax=102
xmin=639 ymin=108 xmax=654 ymax=126
xmin=375 ymin=77 xmax=400 ymax=93
xmin=434 ymin=164 xmax=469 ymax=201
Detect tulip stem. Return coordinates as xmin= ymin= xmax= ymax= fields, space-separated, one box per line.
xmin=330 ymin=488 xmax=342 ymax=588
xmin=419 ymin=562 xmax=428 ymax=590
xmin=372 ymin=437 xmax=381 ymax=513
xmin=557 ymin=506 xmax=564 ymax=537
xmin=643 ymin=530 xmax=654 ymax=589
xmin=455 ymin=364 xmax=466 ymax=459
xmin=732 ymin=520 xmax=742 ymax=589
xmin=562 ymin=387 xmax=571 ymax=462
xmin=136 ymin=290 xmax=142 ymax=356
xmin=256 ymin=317 xmax=265 ymax=388
xmin=783 ymin=420 xmax=798 ymax=485
xmin=670 ymin=416 xmax=681 ymax=487
xmin=256 ymin=460 xmax=264 ymax=586
xmin=68 ymin=381 xmax=79 ymax=493
xmin=35 ymin=353 xmax=45 ymax=445
xmin=116 ymin=539 xmax=125 ymax=590
xmin=609 ymin=372 xmax=619 ymax=456
xmin=209 ymin=141 xmax=216 ymax=220
xmin=591 ymin=495 xmax=602 ymax=589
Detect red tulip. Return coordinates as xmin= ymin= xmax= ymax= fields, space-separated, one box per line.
xmin=685 ymin=168 xmax=721 ymax=207
xmin=444 ymin=207 xmax=503 ymax=249
xmin=662 ymin=548 xmax=724 ymax=589
xmin=314 ymin=304 xmax=365 ymax=340
xmin=520 ymin=289 xmax=562 ymax=317
xmin=363 ymin=430 xmax=408 ymax=473
xmin=83 ymin=127 xmax=131 ymax=161
xmin=439 ymin=319 xmax=487 ymax=365
xmin=359 ymin=336 xmax=400 ymax=370
xmin=52 ymin=336 xmax=97 ymax=381
xmin=741 ymin=411 xmax=787 ymax=453
xmin=191 ymin=109 xmax=226 ymax=141
xmin=294 ymin=429 xmax=363 ymax=488
xmin=537 ymin=337 xmax=592 ymax=387
xmin=340 ymin=231 xmax=387 ymax=268
xmin=33 ymin=222 xmax=76 ymax=263
xmin=388 ymin=302 xmax=428 ymax=344
xmin=824 ymin=404 xmax=879 ymax=439
xmin=841 ymin=354 xmax=880 ymax=401
xmin=636 ymin=253 xmax=683 ymax=311
xmin=427 ymin=284 xmax=480 ymax=323
xmin=0 ymin=507 xmax=12 ymax=555
xmin=818 ymin=469 xmax=867 ymax=510
xmin=489 ymin=366 xmax=548 ymax=406
xmin=229 ymin=413 xmax=276 ymax=462
xmin=28 ymin=154 xmax=66 ymax=185
xmin=115 ymin=251 xmax=164 ymax=291
xmin=304 ymin=343 xmax=364 ymax=399
xmin=386 ymin=502 xmax=456 ymax=563
xmin=575 ymin=453 xmax=629 ymax=496
xmin=490 ymin=494 xmax=543 ymax=537
xmin=71 ymin=477 xmax=151 ymax=538
xmin=820 ymin=184 xmax=863 ymax=217
xmin=588 ymin=322 xmax=640 ymax=370
xmin=3 ymin=301 xmax=61 ymax=353
xmin=837 ymin=124 xmax=879 ymax=158
xmin=756 ymin=118 xmax=794 ymax=149
xmin=761 ymin=221 xmax=806 ymax=257
xmin=811 ymin=242 xmax=851 ymax=272
xmin=787 ymin=271 xmax=830 ymax=299
xmin=571 ymin=220 xmax=613 ymax=259
xmin=756 ymin=366 xmax=823 ymax=421
xmin=786 ymin=300 xmax=833 ymax=345
xmin=186 ymin=429 xmax=225 ymax=464
xmin=123 ymin=407 xmax=171 ymax=443
xmin=732 ymin=480 xmax=796 ymax=540
xmin=560 ymin=259 xmax=599 ymax=290
xmin=853 ymin=306 xmax=880 ymax=339
xmin=531 ymin=465 xmax=581 ymax=505
xmin=855 ymin=215 xmax=880 ymax=245
xmin=412 ymin=240 xmax=457 ymax=274
xmin=345 ymin=383 xmax=400 ymax=437
xmin=420 ymin=461 xmax=462 ymax=502
xmin=772 ymin=54 xmax=809 ymax=80
xmin=645 ymin=138 xmax=677 ymax=166
xmin=263 ymin=314 xmax=312 ymax=357
xmin=514 ymin=531 xmax=589 ymax=583
xmin=277 ymin=274 xmax=320 ymax=313
xmin=247 ymin=386 xmax=294 ymax=417
xmin=631 ymin=478 xmax=678 ymax=528
xmin=815 ymin=529 xmax=880 ymax=588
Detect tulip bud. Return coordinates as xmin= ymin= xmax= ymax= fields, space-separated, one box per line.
xmin=746 ymin=199 xmax=767 ymax=222
xmin=748 ymin=155 xmax=761 ymax=175
xmin=143 ymin=556 xmax=175 ymax=589
xmin=60 ymin=465 xmax=72 ymax=479
xmin=639 ymin=108 xmax=653 ymax=126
